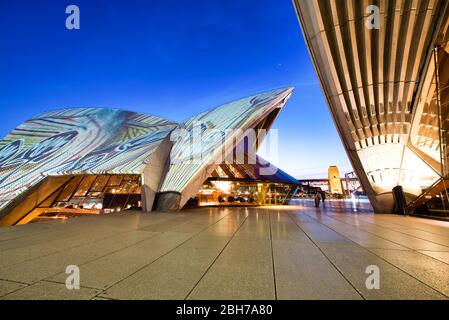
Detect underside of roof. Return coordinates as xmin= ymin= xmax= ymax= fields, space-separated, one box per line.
xmin=294 ymin=0 xmax=449 ymax=212
xmin=0 ymin=108 xmax=177 ymax=215
xmin=210 ymin=155 xmax=299 ymax=185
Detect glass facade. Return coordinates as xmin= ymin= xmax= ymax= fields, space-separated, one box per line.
xmin=191 ymin=179 xmax=297 ymax=207
xmin=187 ymin=155 xmax=300 ymax=208
xmin=408 ymin=39 xmax=449 ymax=218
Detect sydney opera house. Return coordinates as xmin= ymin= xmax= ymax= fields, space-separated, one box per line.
xmin=6 ymin=0 xmax=449 ymax=226
xmin=295 ymin=0 xmax=449 ymax=216
xmin=0 ymin=88 xmax=298 ymax=227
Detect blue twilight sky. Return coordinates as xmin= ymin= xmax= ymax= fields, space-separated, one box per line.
xmin=0 ymin=0 xmax=351 ymax=179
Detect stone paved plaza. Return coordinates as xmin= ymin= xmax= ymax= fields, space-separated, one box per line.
xmin=1 ymin=200 xmax=449 ymax=300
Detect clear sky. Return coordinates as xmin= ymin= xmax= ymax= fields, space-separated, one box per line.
xmin=0 ymin=0 xmax=352 ymax=179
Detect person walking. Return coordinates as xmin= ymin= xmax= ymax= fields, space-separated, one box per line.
xmin=321 ymin=191 xmax=326 ymax=205
xmin=314 ymin=192 xmax=321 ymax=208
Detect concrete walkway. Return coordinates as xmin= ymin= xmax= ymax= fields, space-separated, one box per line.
xmin=1 ymin=200 xmax=449 ymax=300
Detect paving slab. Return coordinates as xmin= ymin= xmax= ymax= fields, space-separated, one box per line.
xmin=47 ymin=231 xmax=195 ymax=290
xmin=102 ymin=214 xmax=246 ymax=300
xmin=0 ymin=230 xmax=159 ymax=283
xmin=316 ymin=243 xmax=445 ymax=299
xmin=0 ymin=202 xmax=449 ymax=300
xmin=294 ymin=221 xmax=353 ymax=244
xmin=342 ymin=215 xmax=449 ymax=246
xmin=102 ymin=235 xmax=231 ymax=300
xmin=305 ymin=215 xmax=409 ymax=250
xmin=0 ymin=280 xmax=27 ymax=297
xmin=1 ymin=281 xmax=101 ymax=300
xmin=419 ymin=251 xmax=449 ymax=265
xmin=0 ymin=226 xmax=128 ymax=267
xmin=328 ymin=216 xmax=449 ymax=252
xmin=370 ymin=248 xmax=449 ymax=297
xmin=188 ymin=216 xmax=274 ymax=300
xmin=272 ymin=239 xmax=362 ymax=299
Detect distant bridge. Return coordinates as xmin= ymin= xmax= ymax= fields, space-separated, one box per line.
xmin=300 ymin=174 xmax=363 ymax=194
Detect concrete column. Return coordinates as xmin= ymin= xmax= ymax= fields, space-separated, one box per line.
xmin=154 ymin=192 xmax=182 ymax=211
xmin=141 ymin=136 xmax=173 ymax=212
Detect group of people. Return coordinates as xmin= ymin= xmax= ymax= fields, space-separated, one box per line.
xmin=314 ymin=191 xmax=326 ymax=208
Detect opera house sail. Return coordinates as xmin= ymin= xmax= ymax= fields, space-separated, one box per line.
xmin=0 ymin=88 xmax=295 ymax=226
xmin=294 ymin=0 xmax=449 ymax=215
xmin=158 ymin=88 xmax=294 ymax=211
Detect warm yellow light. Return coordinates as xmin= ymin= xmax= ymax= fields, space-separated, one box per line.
xmin=199 ymin=189 xmax=214 ymax=195
xmin=94 ymin=203 xmax=103 ymax=210
xmin=212 ymin=181 xmax=232 ymax=194
xmin=199 ymin=201 xmax=217 ymax=206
